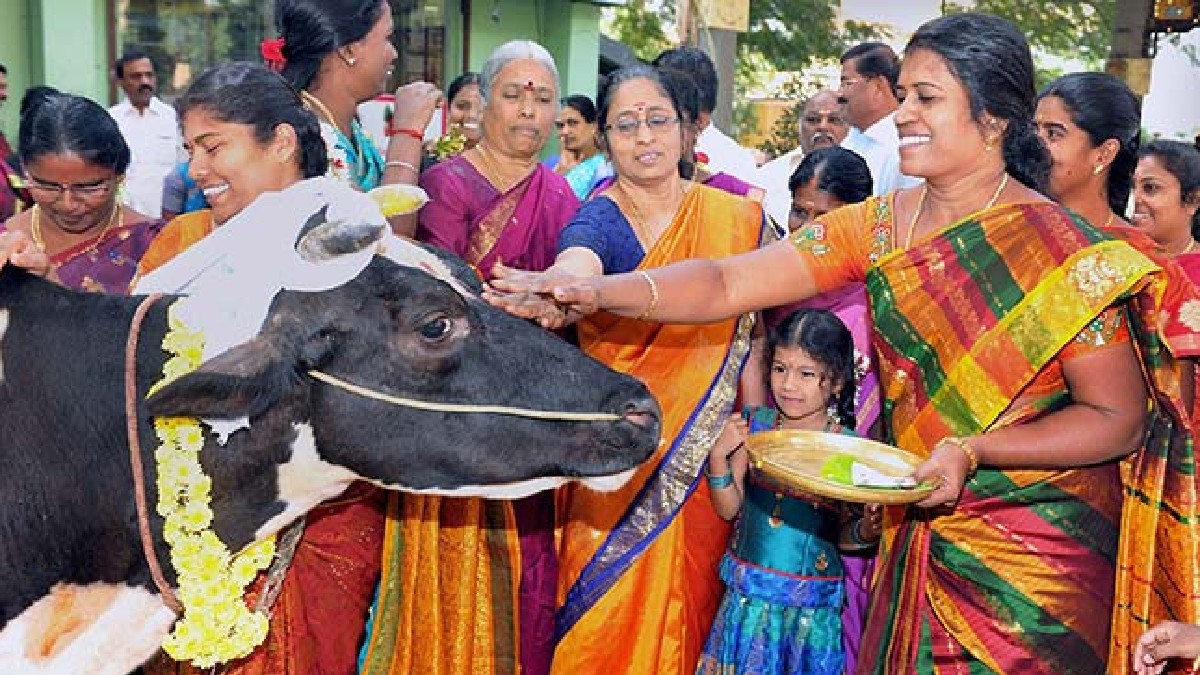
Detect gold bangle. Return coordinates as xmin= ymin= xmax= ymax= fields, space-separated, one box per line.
xmin=636 ymin=270 xmax=659 ymax=321
xmin=943 ymin=436 xmax=979 ymax=476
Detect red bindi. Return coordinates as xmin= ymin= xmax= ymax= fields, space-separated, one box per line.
xmin=524 ymin=80 xmax=535 ymax=92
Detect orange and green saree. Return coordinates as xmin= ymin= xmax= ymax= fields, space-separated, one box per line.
xmin=796 ymin=196 xmax=1200 ymax=674
xmin=550 ymin=185 xmax=766 ymax=675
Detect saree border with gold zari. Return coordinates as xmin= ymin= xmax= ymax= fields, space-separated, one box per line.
xmin=361 ymin=163 xmax=574 ymax=675
xmin=550 ymin=185 xmax=765 ymax=675
xmin=804 ymin=198 xmax=1200 ymax=675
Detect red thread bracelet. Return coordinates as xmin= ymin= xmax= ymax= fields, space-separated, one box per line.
xmin=389 ymin=127 xmax=424 ymax=141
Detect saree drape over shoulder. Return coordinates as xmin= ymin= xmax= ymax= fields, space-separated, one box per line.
xmin=360 ymin=158 xmax=578 ymax=675
xmin=139 ymin=209 xmax=387 ymax=675
xmin=0 ymin=216 xmax=163 ymax=294
xmin=551 ymin=186 xmax=765 ymax=675
xmin=793 ymin=196 xmax=1200 ymax=675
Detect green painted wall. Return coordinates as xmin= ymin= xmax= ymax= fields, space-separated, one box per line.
xmin=0 ymin=0 xmax=109 ymax=146
xmin=465 ymin=0 xmax=601 ymax=158
xmin=0 ymin=0 xmax=36 ymax=145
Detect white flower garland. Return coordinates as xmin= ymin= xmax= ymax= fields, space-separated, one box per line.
xmin=150 ymin=302 xmax=276 ymax=668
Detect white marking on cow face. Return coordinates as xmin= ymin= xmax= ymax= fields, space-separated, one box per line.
xmin=254 ymin=423 xmax=357 ymax=541
xmin=366 ymin=466 xmax=640 ymax=500
xmin=0 ymin=583 xmax=175 ymax=674
xmin=0 ymin=309 xmax=9 ymax=383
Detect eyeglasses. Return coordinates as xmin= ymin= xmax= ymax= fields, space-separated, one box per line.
xmin=604 ymin=114 xmax=680 ymax=139
xmin=26 ymin=177 xmax=116 ymax=201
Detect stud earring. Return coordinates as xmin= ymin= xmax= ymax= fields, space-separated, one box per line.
xmin=1092 ymin=164 xmax=1103 ymax=176
xmin=826 ymin=402 xmax=839 ymax=427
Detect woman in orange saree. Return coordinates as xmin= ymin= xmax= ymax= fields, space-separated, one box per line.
xmin=360 ymin=41 xmax=577 ymax=675
xmin=488 ymin=15 xmax=1200 ymax=675
xmin=503 ymin=65 xmax=768 ymax=675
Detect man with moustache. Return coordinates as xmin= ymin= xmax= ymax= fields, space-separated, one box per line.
xmin=838 ymin=42 xmax=920 ymax=196
xmin=759 ymin=89 xmax=850 ymax=227
xmin=108 ymin=50 xmax=183 ymax=218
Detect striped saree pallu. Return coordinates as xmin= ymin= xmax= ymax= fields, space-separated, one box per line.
xmin=856 ymin=203 xmax=1200 ymax=674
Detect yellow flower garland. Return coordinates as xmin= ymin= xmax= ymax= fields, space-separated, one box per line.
xmin=150 ymin=302 xmax=276 ymax=668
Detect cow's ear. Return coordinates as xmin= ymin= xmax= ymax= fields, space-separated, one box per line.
xmin=145 ymin=337 xmax=297 ymax=419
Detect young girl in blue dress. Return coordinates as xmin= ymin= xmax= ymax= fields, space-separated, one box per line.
xmin=697 ymin=308 xmax=881 ymax=675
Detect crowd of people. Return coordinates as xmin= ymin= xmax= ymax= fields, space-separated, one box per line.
xmin=2 ymin=3 xmax=1200 ymax=675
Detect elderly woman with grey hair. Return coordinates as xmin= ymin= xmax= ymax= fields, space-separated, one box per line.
xmin=361 ymin=40 xmax=579 ymax=675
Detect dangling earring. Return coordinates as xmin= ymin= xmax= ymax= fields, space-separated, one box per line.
xmin=1092 ymin=164 xmax=1104 ymax=176
xmin=826 ymin=401 xmax=839 ymax=429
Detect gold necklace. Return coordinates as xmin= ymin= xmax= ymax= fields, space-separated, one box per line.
xmin=1101 ymin=211 xmax=1115 ymax=229
xmin=475 ymin=143 xmax=534 ymax=192
xmin=31 ymin=203 xmax=121 ymax=260
xmin=903 ymin=173 xmax=1009 ymax=249
xmin=614 ymin=181 xmax=686 ymax=248
xmin=299 ymin=90 xmax=339 ymax=129
xmin=1183 ymin=239 xmax=1198 ymax=255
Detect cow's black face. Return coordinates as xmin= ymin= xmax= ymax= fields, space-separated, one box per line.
xmin=146 ymin=256 xmax=659 ymax=498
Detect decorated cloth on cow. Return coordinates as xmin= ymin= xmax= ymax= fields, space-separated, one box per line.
xmin=549 ymin=185 xmax=765 ymax=675
xmin=136 ymin=176 xmax=461 ymax=675
xmin=786 ymin=195 xmax=1200 ymax=674
xmin=360 ymin=155 xmax=577 ymax=675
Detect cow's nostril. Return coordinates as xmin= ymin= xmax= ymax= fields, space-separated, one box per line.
xmin=621 ymin=396 xmax=660 ymax=430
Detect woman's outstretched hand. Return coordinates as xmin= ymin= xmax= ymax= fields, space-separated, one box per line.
xmin=0 ymin=229 xmax=52 ymax=277
xmin=912 ymin=439 xmax=973 ymax=509
xmin=485 ymin=262 xmax=602 ymax=329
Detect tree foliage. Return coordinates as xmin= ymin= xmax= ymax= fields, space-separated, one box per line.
xmin=944 ymin=0 xmax=1116 ymax=69
xmin=605 ymin=0 xmax=674 ymax=62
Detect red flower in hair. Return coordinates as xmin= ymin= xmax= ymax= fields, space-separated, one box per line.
xmin=261 ymin=38 xmax=286 ymax=72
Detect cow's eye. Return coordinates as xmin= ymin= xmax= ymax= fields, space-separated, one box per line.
xmin=418 ymin=315 xmax=453 ymax=342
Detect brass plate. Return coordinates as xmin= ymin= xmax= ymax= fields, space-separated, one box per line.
xmin=745 ymin=430 xmax=935 ymax=505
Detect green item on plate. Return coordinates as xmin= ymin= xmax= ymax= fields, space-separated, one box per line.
xmin=821 ymin=453 xmax=857 ymax=485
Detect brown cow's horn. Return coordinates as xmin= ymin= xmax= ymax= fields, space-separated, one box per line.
xmin=295 ymin=205 xmax=385 ymax=262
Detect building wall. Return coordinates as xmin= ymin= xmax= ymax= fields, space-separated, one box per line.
xmin=1 ymin=0 xmax=111 ymax=143
xmin=465 ymin=0 xmax=601 ymax=158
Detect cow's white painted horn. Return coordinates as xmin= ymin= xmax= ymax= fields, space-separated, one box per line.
xmin=294 ymin=204 xmax=387 ymax=263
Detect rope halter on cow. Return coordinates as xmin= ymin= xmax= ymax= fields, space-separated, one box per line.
xmin=307 ymin=370 xmax=621 ymax=421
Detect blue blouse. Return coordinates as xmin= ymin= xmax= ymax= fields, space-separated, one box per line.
xmin=557 ymin=196 xmax=644 ymax=274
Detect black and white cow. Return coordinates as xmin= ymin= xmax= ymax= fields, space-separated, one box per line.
xmin=0 ymin=251 xmax=658 ymax=673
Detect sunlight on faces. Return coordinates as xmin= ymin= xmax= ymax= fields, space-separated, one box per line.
xmin=182 ymin=108 xmax=304 ymax=226
xmin=448 ymin=83 xmax=483 ymax=142
xmin=799 ymin=92 xmax=848 ymax=154
xmin=769 ymin=346 xmax=840 ymax=430
xmin=1132 ymin=155 xmax=1200 ymax=249
xmin=24 ymin=153 xmax=120 ymax=235
xmin=789 ymin=177 xmax=846 ymax=233
xmin=346 ymin=4 xmax=399 ymax=100
xmin=1035 ymin=96 xmax=1111 ymax=203
xmin=602 ymin=78 xmax=683 ymax=184
xmin=481 ymin=59 xmax=558 ymax=160
xmin=894 ymin=48 xmax=994 ymax=183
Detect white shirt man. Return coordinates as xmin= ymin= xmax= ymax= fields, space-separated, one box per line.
xmin=758 ymin=90 xmax=850 ymax=227
xmin=697 ymin=124 xmax=760 ymax=185
xmin=108 ymin=54 xmax=183 ymax=218
xmin=837 ymin=43 xmax=920 ymax=196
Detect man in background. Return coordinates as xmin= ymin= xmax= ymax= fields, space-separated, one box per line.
xmin=838 ymin=42 xmax=920 ymax=196
xmin=653 ymin=46 xmax=760 ymax=185
xmin=759 ymin=90 xmax=850 ymax=226
xmin=108 ymin=50 xmax=183 ymax=218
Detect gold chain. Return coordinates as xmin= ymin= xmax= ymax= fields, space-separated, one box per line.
xmin=903 ymin=173 xmax=1008 ymax=250
xmin=614 ymin=180 xmax=689 ymax=248
xmin=473 ymin=142 xmax=534 ymax=193
xmin=299 ymin=90 xmax=338 ymax=128
xmin=31 ymin=202 xmax=121 ymax=258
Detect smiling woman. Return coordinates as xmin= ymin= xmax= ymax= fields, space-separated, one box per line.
xmin=485 ymin=14 xmax=1200 ymax=675
xmin=0 ymin=92 xmax=163 ymax=293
